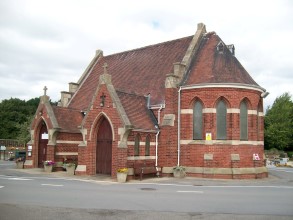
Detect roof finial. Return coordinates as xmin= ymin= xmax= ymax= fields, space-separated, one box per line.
xmin=43 ymin=86 xmax=48 ymax=96
xmin=99 ymin=62 xmax=112 ymax=84
xmin=103 ymin=63 xmax=108 ymax=74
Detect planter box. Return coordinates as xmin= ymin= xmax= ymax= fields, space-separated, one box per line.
xmin=16 ymin=162 xmax=24 ymax=169
xmin=117 ymin=172 xmax=127 ymax=183
xmin=66 ymin=166 xmax=75 ymax=175
xmin=173 ymin=170 xmax=186 ymax=178
xmin=44 ymin=165 xmax=53 ymax=172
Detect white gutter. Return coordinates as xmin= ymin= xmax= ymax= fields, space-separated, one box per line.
xmin=132 ymin=129 xmax=157 ymax=133
xmin=180 ymin=83 xmax=266 ymax=93
xmin=177 ymin=87 xmax=182 ymax=166
xmin=149 ymin=103 xmax=166 ymax=109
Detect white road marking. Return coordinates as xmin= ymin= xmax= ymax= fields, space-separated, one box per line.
xmin=41 ymin=184 xmax=64 ymax=187
xmin=0 ymin=186 xmax=4 ymax=189
xmin=177 ymin=191 xmax=203 ymax=193
xmin=8 ymin=177 xmax=33 ymax=181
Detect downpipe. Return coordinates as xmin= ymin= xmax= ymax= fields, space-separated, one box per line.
xmin=155 ymin=130 xmax=160 ymax=167
xmin=177 ymin=87 xmax=182 ymax=166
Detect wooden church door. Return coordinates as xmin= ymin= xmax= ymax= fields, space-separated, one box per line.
xmin=38 ymin=122 xmax=48 ymax=168
xmin=96 ymin=118 xmax=112 ymax=175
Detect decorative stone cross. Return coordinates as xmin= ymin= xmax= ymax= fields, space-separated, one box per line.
xmin=43 ymin=86 xmax=48 ymax=96
xmin=103 ymin=63 xmax=108 ymax=74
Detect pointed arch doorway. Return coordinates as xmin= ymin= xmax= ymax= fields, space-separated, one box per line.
xmin=96 ymin=117 xmax=112 ymax=175
xmin=38 ymin=121 xmax=48 ymax=168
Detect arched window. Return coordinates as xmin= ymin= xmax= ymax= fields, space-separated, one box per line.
xmin=145 ymin=135 xmax=150 ymax=156
xmin=193 ymin=101 xmax=203 ymax=139
xmin=216 ymin=100 xmax=227 ymax=140
xmin=240 ymin=100 xmax=248 ymax=140
xmin=134 ymin=134 xmax=140 ymax=156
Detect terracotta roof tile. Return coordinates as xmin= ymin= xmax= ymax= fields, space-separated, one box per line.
xmin=68 ymin=36 xmax=193 ymax=110
xmin=61 ymin=31 xmax=260 ymax=131
xmin=117 ymin=91 xmax=157 ymax=130
xmin=183 ymin=33 xmax=259 ymax=86
xmin=52 ymin=106 xmax=83 ymax=132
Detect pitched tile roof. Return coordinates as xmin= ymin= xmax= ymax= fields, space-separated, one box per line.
xmin=68 ymin=36 xmax=193 ymax=110
xmin=52 ymin=106 xmax=83 ymax=132
xmin=58 ymin=30 xmax=261 ymax=132
xmin=117 ymin=91 xmax=157 ymax=131
xmin=183 ymin=32 xmax=259 ymax=86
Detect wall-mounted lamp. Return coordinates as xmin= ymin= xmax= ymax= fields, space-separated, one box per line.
xmin=100 ymin=93 xmax=106 ymax=107
xmin=261 ymin=92 xmax=269 ymax=98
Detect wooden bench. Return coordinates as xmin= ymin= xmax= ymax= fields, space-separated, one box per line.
xmin=134 ymin=160 xmax=162 ymax=181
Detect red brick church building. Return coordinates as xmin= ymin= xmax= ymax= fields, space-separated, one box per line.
xmin=25 ymin=23 xmax=268 ymax=179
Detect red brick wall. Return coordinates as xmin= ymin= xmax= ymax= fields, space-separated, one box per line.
xmin=27 ymin=103 xmax=53 ymax=168
xmin=180 ymin=145 xmax=264 ymax=167
xmin=27 ymin=85 xmax=267 ymax=179
xmin=27 ymin=101 xmax=82 ymax=168
xmin=158 ymin=86 xmax=267 ymax=178
xmin=54 ymin=132 xmax=81 ymax=163
xmin=80 ymin=84 xmax=128 ymax=176
xmin=57 ymin=132 xmax=81 ymax=141
xmin=158 ymin=87 xmax=179 ymax=167
xmin=179 ymin=88 xmax=264 ymax=141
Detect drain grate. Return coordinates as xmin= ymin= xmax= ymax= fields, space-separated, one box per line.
xmin=140 ymin=188 xmax=156 ymax=191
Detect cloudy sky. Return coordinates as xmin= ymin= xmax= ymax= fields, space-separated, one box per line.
xmin=0 ymin=0 xmax=292 ymax=109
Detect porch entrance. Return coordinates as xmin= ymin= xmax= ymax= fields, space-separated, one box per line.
xmin=96 ymin=118 xmax=112 ymax=175
xmin=38 ymin=122 xmax=48 ymax=168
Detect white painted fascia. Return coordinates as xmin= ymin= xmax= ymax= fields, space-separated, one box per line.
xmin=180 ymin=83 xmax=266 ymax=93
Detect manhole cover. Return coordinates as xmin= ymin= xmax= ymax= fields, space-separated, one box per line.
xmin=140 ymin=188 xmax=156 ymax=191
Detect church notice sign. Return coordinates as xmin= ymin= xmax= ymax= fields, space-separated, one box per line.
xmin=41 ymin=133 xmax=48 ymax=139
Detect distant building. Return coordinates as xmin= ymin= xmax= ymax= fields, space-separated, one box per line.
xmin=25 ymin=23 xmax=268 ymax=179
xmin=0 ymin=139 xmax=25 ymax=160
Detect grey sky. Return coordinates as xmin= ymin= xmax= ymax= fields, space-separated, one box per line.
xmin=0 ymin=0 xmax=292 ymax=109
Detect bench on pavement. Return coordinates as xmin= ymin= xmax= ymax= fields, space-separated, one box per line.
xmin=133 ymin=160 xmax=162 ymax=181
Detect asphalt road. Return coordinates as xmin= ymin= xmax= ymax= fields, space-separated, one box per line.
xmin=0 ymin=161 xmax=293 ymax=220
xmin=268 ymin=166 xmax=293 ymax=180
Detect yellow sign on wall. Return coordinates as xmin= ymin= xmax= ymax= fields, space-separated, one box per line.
xmin=206 ymin=133 xmax=212 ymax=141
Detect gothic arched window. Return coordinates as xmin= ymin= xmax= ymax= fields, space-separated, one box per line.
xmin=193 ymin=101 xmax=203 ymax=139
xmin=134 ymin=134 xmax=140 ymax=156
xmin=216 ymin=100 xmax=227 ymax=140
xmin=240 ymin=100 xmax=248 ymax=140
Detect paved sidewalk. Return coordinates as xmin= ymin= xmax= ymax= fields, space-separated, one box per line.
xmin=12 ymin=166 xmax=285 ymax=187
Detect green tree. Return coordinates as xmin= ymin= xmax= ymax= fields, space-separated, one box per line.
xmin=264 ymin=92 xmax=293 ymax=150
xmin=16 ymin=115 xmax=34 ymax=144
xmin=0 ymin=97 xmax=40 ymax=141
